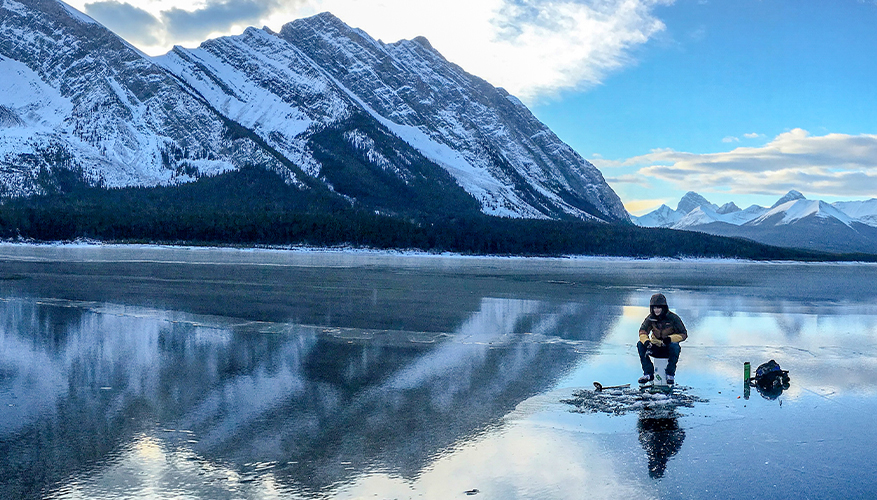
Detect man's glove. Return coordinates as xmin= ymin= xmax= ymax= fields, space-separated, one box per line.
xmin=650 ymin=338 xmax=664 ymax=348
xmin=642 ymin=340 xmax=652 ymax=350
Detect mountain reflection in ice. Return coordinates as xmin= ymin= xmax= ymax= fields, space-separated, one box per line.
xmin=0 ymin=291 xmax=622 ymax=499
xmin=2 ymin=247 xmax=877 ymax=499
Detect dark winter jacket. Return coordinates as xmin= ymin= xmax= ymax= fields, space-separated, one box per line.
xmin=639 ymin=310 xmax=687 ymax=345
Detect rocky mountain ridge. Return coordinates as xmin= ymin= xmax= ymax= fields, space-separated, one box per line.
xmin=633 ymin=190 xmax=877 ymax=254
xmin=0 ymin=0 xmax=293 ymax=195
xmin=0 ymin=0 xmax=628 ymax=223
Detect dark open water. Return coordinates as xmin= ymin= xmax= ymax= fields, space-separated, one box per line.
xmin=1 ymin=244 xmax=876 ymax=499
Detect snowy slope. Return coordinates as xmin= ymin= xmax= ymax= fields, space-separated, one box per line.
xmin=276 ymin=13 xmax=628 ymax=222
xmin=157 ymin=25 xmax=513 ymax=214
xmin=155 ymin=26 xmax=486 ymax=217
xmin=1 ymin=4 xmax=628 ymax=224
xmin=630 ymin=204 xmax=681 ymax=227
xmin=674 ymin=205 xmax=722 ymax=229
xmin=633 ymin=190 xmax=877 ymax=254
xmin=0 ymin=0 xmax=291 ymax=196
xmin=724 ymin=205 xmax=769 ymax=225
xmin=0 ymin=56 xmax=74 ymax=196
xmin=154 ymin=27 xmax=351 ymax=179
xmin=672 ymin=204 xmax=764 ymax=229
xmin=0 ymin=57 xmax=72 ymax=129
xmin=631 ymin=191 xmax=766 ymax=228
xmin=833 ymin=199 xmax=877 ymax=227
xmin=748 ymin=199 xmax=855 ymax=228
xmin=633 ymin=191 xmax=861 ymax=230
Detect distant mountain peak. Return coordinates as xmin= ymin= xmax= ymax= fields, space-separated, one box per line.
xmin=677 ymin=191 xmax=716 ymax=214
xmin=632 ymin=189 xmax=877 ymax=254
xmin=772 ymin=190 xmax=806 ymax=208
xmin=630 ymin=204 xmax=682 ymax=228
xmin=716 ymin=202 xmax=740 ymax=214
xmin=753 ymin=198 xmax=854 ymax=228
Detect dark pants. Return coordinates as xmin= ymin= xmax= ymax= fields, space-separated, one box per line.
xmin=638 ymin=341 xmax=681 ymax=376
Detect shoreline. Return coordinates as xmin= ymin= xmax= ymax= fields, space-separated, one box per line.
xmin=1 ymin=239 xmax=876 ymax=266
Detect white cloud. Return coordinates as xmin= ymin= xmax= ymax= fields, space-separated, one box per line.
xmin=160 ymin=0 xmax=290 ymax=40
xmin=723 ymin=133 xmax=763 ymax=143
xmin=68 ymin=0 xmax=673 ymax=102
xmin=618 ymin=129 xmax=877 ymax=197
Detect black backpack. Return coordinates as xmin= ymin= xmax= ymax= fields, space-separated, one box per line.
xmin=750 ymin=360 xmax=791 ymax=400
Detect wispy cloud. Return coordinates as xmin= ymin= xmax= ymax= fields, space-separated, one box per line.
xmin=618 ymin=129 xmax=877 ymax=197
xmin=602 ymin=173 xmax=650 ymax=187
xmin=84 ymin=1 xmax=163 ymax=46
xmin=75 ymin=0 xmax=673 ymax=101
xmin=688 ymin=25 xmax=706 ymax=41
xmin=477 ymin=0 xmax=673 ymax=99
xmin=723 ymin=132 xmax=763 ymax=143
xmin=83 ymin=0 xmax=303 ymax=48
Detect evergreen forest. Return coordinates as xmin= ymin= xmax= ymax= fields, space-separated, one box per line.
xmin=0 ymin=166 xmax=870 ymax=262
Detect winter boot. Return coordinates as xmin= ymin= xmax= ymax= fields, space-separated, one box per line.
xmin=638 ymin=373 xmax=654 ymax=384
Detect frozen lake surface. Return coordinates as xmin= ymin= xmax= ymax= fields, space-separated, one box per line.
xmin=1 ymin=244 xmax=876 ymax=499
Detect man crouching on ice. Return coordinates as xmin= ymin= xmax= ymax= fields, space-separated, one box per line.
xmin=638 ymin=293 xmax=687 ymax=386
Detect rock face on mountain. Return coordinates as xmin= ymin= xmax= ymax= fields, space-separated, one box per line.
xmin=0 ymin=1 xmax=629 ymax=223
xmin=275 ymin=13 xmax=628 ymax=221
xmin=632 ymin=191 xmax=877 ymax=254
xmin=675 ymin=191 xmax=716 ymax=215
xmin=154 ymin=24 xmax=481 ymax=219
xmin=0 ymin=0 xmax=291 ymax=197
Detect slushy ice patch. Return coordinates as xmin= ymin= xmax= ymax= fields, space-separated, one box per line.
xmin=562 ymin=387 xmax=708 ymax=416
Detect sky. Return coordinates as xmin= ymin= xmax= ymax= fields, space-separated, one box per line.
xmin=65 ymin=0 xmax=877 ymax=215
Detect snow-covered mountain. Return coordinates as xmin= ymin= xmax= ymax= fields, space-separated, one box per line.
xmin=750 ymin=198 xmax=855 ymax=227
xmin=631 ymin=204 xmax=683 ymax=228
xmin=273 ymin=13 xmax=627 ymax=221
xmin=0 ymin=0 xmax=294 ymax=197
xmin=633 ymin=190 xmax=877 ymax=254
xmin=833 ymin=199 xmax=877 ymax=227
xmin=632 ymin=191 xmax=768 ymax=229
xmin=0 ymin=1 xmax=628 ymax=223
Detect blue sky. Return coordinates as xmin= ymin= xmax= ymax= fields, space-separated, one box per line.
xmin=533 ymin=0 xmax=877 ymax=213
xmin=69 ymin=0 xmax=877 ymax=215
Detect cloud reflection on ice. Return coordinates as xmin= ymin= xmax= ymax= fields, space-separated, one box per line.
xmin=2 ymin=247 xmax=877 ymax=498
